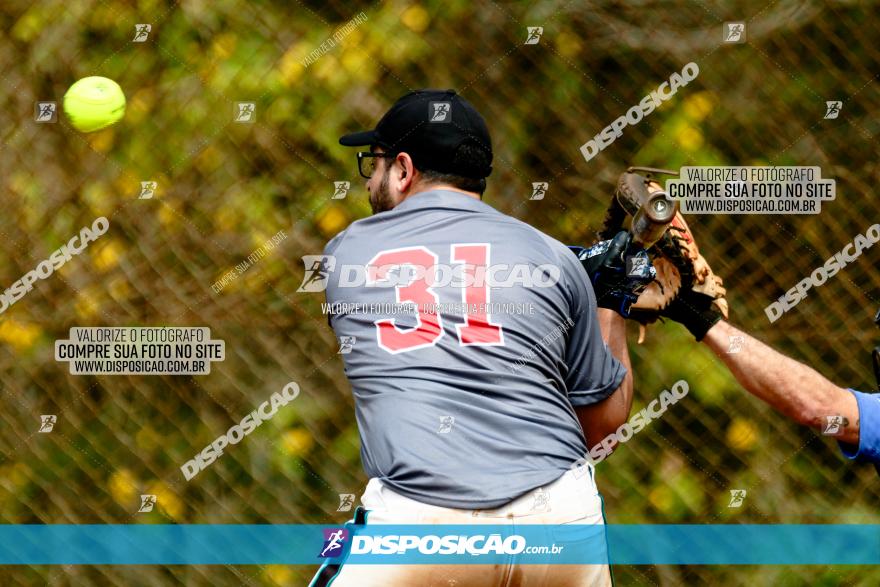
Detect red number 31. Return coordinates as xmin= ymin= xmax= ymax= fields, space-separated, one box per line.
xmin=365 ymin=244 xmax=504 ymax=354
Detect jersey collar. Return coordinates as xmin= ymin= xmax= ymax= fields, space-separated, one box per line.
xmin=392 ymin=189 xmax=499 ymax=215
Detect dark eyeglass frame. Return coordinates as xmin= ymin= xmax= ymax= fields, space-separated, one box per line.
xmin=357 ymin=151 xmax=397 ymax=179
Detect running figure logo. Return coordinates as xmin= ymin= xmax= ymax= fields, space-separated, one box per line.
xmin=822 ymin=415 xmax=845 ymax=435
xmin=627 ymin=256 xmax=649 ymax=277
xmin=429 ymin=102 xmax=451 ymax=123
xmin=139 ymin=181 xmax=158 ymax=199
xmin=235 ymin=102 xmax=256 ymax=123
xmin=824 ymin=101 xmax=842 ymax=119
xmin=332 ymin=181 xmax=350 ymax=200
xmin=438 ymin=416 xmax=455 ymax=434
xmin=297 ymin=255 xmax=336 ymax=292
xmin=138 ymin=494 xmax=157 ymax=513
xmin=337 ymin=493 xmax=355 ymax=512
xmin=338 ymin=336 xmax=356 ymax=354
xmin=728 ymin=489 xmax=746 ymax=508
xmin=39 ymin=415 xmax=57 ymax=433
xmin=319 ymin=528 xmax=350 ymax=558
xmin=530 ymin=488 xmax=550 ymax=512
xmin=35 ymin=102 xmax=57 ymax=122
xmin=727 ymin=335 xmax=745 ymax=354
xmin=525 ymin=27 xmax=543 ymax=45
xmin=530 ymin=182 xmax=548 ymax=200
xmin=723 ymin=22 xmax=746 ymax=43
xmin=133 ymin=24 xmax=152 ymax=42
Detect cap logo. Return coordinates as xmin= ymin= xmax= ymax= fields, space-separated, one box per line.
xmin=429 ymin=101 xmax=452 ymax=123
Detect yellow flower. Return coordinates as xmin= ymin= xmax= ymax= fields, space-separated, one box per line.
xmin=0 ymin=319 xmax=42 ymax=351
xmin=281 ymin=428 xmax=315 ymax=457
xmin=92 ymin=238 xmax=124 ymax=272
xmin=12 ymin=8 xmax=43 ymax=42
xmin=556 ymin=31 xmax=582 ymax=59
xmin=683 ymin=92 xmax=715 ymax=121
xmin=314 ymin=55 xmax=340 ymax=82
xmin=341 ymin=50 xmax=370 ymax=79
xmin=109 ymin=469 xmax=138 ymax=507
xmin=108 ymin=276 xmax=133 ymax=302
xmin=278 ymin=42 xmax=312 ymax=86
xmin=213 ymin=205 xmax=240 ymax=233
xmin=315 ymin=204 xmax=349 ymax=237
xmin=727 ymin=418 xmax=758 ymax=451
xmin=251 ymin=231 xmax=270 ymax=250
xmin=340 ymin=28 xmax=363 ymax=48
xmin=135 ymin=426 xmax=159 ymax=452
xmin=158 ymin=203 xmax=180 ymax=228
xmin=649 ymin=486 xmax=675 ymax=513
xmin=196 ymin=145 xmax=222 ymax=174
xmin=676 ymin=127 xmax=704 ymax=151
xmin=212 ymin=33 xmax=237 ymax=60
xmin=83 ymin=181 xmax=112 ymax=209
xmin=113 ymin=175 xmax=133 ymax=198
xmin=401 ymin=6 xmax=430 ymax=33
xmin=146 ymin=481 xmax=184 ymax=520
xmin=264 ymin=565 xmax=295 ymax=585
xmin=10 ymin=463 xmax=32 ymax=488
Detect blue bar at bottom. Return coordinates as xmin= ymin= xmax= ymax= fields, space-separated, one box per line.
xmin=0 ymin=525 xmax=878 ymax=565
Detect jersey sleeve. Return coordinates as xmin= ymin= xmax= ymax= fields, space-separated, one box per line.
xmin=322 ymin=230 xmax=348 ymax=327
xmin=324 ymin=229 xmax=347 ymax=258
xmin=838 ymin=389 xmax=880 ymax=465
xmin=559 ymin=247 xmax=627 ymax=407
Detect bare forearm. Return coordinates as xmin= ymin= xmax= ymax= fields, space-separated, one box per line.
xmin=703 ymin=321 xmax=859 ymax=444
xmin=597 ymin=308 xmax=634 ymax=420
xmin=574 ymin=310 xmax=635 ymax=448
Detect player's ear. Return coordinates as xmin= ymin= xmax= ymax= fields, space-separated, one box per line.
xmin=396 ymin=152 xmax=416 ymax=191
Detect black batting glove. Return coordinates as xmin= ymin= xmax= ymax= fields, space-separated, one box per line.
xmin=569 ymin=231 xmax=656 ymax=317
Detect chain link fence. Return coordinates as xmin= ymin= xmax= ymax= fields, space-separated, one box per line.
xmin=1 ymin=0 xmax=879 ymax=584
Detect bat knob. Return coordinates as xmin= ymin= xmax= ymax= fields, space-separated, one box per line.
xmin=652 ymin=197 xmax=672 ymax=216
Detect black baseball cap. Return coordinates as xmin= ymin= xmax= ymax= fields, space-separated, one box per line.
xmin=339 ymin=89 xmax=493 ymax=179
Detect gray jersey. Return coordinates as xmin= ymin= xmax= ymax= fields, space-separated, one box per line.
xmin=323 ymin=189 xmax=625 ymax=509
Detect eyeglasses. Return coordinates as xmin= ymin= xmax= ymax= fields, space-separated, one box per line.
xmin=357 ymin=151 xmax=396 ymax=179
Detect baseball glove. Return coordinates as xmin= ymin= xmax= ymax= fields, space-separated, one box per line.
xmin=599 ymin=167 xmax=729 ymax=341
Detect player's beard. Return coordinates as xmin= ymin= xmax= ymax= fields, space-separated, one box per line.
xmin=370 ymin=167 xmax=395 ymax=214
